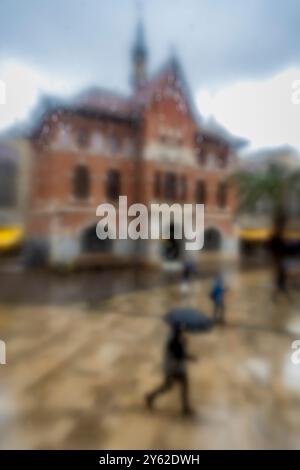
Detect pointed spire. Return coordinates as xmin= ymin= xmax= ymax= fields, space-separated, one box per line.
xmin=131 ymin=8 xmax=147 ymax=90
xmin=134 ymin=18 xmax=146 ymax=55
xmin=169 ymin=45 xmax=181 ymax=77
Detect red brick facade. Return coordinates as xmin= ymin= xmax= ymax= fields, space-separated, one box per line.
xmin=28 ymin=39 xmax=240 ymax=263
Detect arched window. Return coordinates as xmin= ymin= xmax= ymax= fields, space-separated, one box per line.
xmin=179 ymin=175 xmax=187 ymax=201
xmin=106 ymin=169 xmax=121 ymax=200
xmin=195 ymin=180 xmax=206 ymax=204
xmin=164 ymin=172 xmax=177 ymax=200
xmin=0 ymin=159 xmax=17 ymax=208
xmin=217 ymin=182 xmax=228 ymax=208
xmin=81 ymin=225 xmax=112 ymax=253
xmin=73 ymin=165 xmax=90 ymax=199
xmin=154 ymin=172 xmax=161 ymax=198
xmin=204 ymin=228 xmax=222 ymax=251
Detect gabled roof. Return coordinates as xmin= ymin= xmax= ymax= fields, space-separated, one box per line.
xmin=26 ymin=89 xmax=138 ymax=138
xmin=27 ymin=56 xmax=198 ymax=135
xmin=73 ymin=87 xmax=135 ymax=118
xmin=1 ymin=54 xmax=246 ymax=150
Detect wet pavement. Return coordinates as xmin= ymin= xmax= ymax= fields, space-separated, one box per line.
xmin=0 ymin=257 xmax=232 ymax=306
xmin=0 ymin=267 xmax=300 ymax=449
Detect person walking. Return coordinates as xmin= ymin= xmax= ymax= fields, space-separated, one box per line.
xmin=210 ymin=275 xmax=226 ymax=323
xmin=145 ymin=324 xmax=195 ymax=415
xmin=273 ymin=257 xmax=291 ymax=302
xmin=180 ymin=259 xmax=197 ymax=295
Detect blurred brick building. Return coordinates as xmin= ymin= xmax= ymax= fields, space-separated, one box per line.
xmin=0 ymin=139 xmax=32 ymax=252
xmin=28 ymin=21 xmax=244 ymax=266
xmin=238 ymin=146 xmax=300 ymax=263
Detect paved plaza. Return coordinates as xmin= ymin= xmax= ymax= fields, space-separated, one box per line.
xmin=0 ymin=268 xmax=300 ymax=449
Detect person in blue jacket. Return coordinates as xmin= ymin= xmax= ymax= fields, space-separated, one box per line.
xmin=210 ymin=274 xmax=226 ymax=323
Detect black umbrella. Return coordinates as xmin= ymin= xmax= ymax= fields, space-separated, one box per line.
xmin=164 ymin=307 xmax=214 ymax=333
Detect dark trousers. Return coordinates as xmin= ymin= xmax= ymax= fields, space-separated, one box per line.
xmin=273 ymin=264 xmax=291 ymax=302
xmin=213 ymin=302 xmax=225 ymax=322
xmin=148 ymin=372 xmax=190 ymax=412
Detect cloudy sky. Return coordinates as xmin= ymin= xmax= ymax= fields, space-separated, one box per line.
xmin=0 ymin=0 xmax=300 ymax=150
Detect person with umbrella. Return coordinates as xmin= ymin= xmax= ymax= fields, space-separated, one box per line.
xmin=145 ymin=308 xmax=213 ymax=415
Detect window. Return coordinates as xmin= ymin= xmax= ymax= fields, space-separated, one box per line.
xmin=154 ymin=172 xmax=161 ymax=198
xmin=73 ymin=165 xmax=90 ymax=199
xmin=179 ymin=175 xmax=187 ymax=200
xmin=110 ymin=136 xmax=120 ymax=155
xmin=217 ymin=151 xmax=227 ymax=169
xmin=90 ymin=132 xmax=104 ymax=153
xmin=77 ymin=129 xmax=89 ymax=148
xmin=123 ymin=138 xmax=134 ymax=157
xmin=52 ymin=126 xmax=72 ymax=150
xmin=160 ymin=134 xmax=167 ymax=145
xmin=0 ymin=159 xmax=17 ymax=208
xmin=217 ymin=182 xmax=227 ymax=208
xmin=164 ymin=172 xmax=177 ymax=200
xmin=195 ymin=180 xmax=206 ymax=204
xmin=204 ymin=228 xmax=222 ymax=251
xmin=197 ymin=148 xmax=207 ymax=166
xmin=106 ymin=169 xmax=121 ymax=200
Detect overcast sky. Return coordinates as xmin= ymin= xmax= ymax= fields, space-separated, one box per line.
xmin=0 ymin=0 xmax=300 ymax=150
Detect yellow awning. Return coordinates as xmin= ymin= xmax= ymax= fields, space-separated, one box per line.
xmin=239 ymin=228 xmax=272 ymax=241
xmin=240 ymin=228 xmax=300 ymax=242
xmin=284 ymin=230 xmax=300 ymax=241
xmin=0 ymin=227 xmax=24 ymax=250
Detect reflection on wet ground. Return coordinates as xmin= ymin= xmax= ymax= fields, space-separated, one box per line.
xmin=0 ymin=266 xmax=170 ymax=306
xmin=0 ymin=257 xmax=234 ymax=306
xmin=0 ymin=267 xmax=300 ymax=449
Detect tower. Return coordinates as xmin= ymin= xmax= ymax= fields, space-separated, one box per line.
xmin=131 ymin=18 xmax=147 ymax=90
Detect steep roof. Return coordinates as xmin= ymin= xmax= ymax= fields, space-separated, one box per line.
xmin=26 ymin=56 xmax=198 ymax=134
xmin=73 ymin=88 xmax=135 ymax=118
xmin=2 ymin=55 xmax=246 ymax=150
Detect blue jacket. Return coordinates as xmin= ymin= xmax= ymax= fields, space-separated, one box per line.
xmin=211 ymin=279 xmax=225 ymax=305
